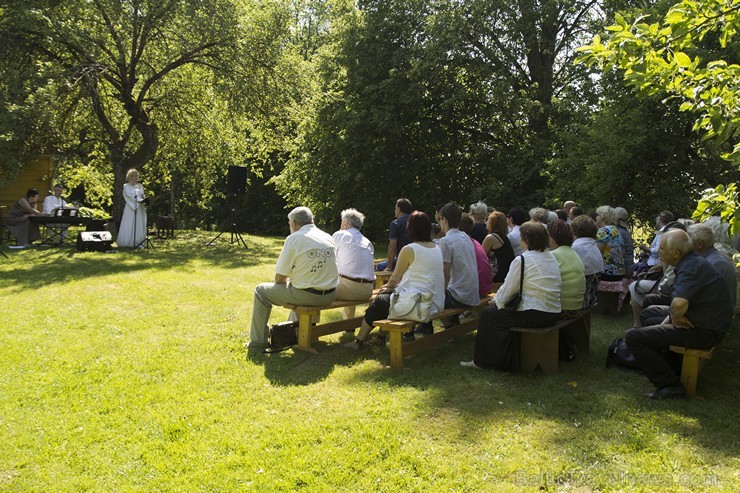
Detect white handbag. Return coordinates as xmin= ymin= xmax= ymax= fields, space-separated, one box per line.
xmin=388 ymin=291 xmax=433 ymax=322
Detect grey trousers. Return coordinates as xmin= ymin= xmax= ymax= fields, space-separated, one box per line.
xmin=249 ymin=282 xmax=335 ymax=346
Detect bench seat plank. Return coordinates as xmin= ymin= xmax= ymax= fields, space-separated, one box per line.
xmin=285 ymin=290 xmax=380 ymax=351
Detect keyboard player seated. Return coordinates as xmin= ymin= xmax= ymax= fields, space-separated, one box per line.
xmin=42 ymin=184 xmax=72 ymax=243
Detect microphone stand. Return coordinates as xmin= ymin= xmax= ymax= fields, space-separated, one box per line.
xmin=132 ymin=186 xmax=137 ymax=248
xmin=134 ymin=193 xmax=154 ymax=249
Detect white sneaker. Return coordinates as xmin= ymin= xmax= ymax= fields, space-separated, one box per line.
xmin=460 ymin=360 xmax=482 ymax=369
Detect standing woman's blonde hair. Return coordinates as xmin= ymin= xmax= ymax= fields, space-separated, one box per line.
xmin=126 ymin=169 xmax=139 ymax=182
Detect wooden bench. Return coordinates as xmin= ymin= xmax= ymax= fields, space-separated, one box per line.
xmin=374 ymin=297 xmax=491 ymax=369
xmin=593 ymin=279 xmax=630 ymax=315
xmin=284 ymin=289 xmax=380 ymax=352
xmin=510 ymin=311 xmax=591 ymax=374
xmin=669 ymin=345 xmax=716 ymax=396
xmin=374 ymin=270 xmax=392 ymax=289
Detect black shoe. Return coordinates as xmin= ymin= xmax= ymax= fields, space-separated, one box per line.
xmin=402 ymin=332 xmax=415 ymax=342
xmin=647 ymin=384 xmax=686 ymax=400
xmin=415 ymin=322 xmax=434 ymax=335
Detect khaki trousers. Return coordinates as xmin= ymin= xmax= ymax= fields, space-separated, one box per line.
xmin=335 ymin=277 xmax=374 ymax=319
xmin=249 ymin=282 xmax=335 ymax=346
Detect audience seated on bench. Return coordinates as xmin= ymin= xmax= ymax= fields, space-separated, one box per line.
xmin=374 ymin=296 xmax=491 ymax=369
xmin=284 ymin=290 xmax=379 ymax=351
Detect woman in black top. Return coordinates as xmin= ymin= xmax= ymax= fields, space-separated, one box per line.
xmin=482 ymin=211 xmax=515 ymax=282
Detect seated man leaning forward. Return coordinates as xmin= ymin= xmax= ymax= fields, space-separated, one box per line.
xmin=625 ymin=229 xmax=733 ymax=399
xmin=248 ymin=206 xmax=339 ymax=348
xmin=332 ymin=208 xmax=376 ymax=319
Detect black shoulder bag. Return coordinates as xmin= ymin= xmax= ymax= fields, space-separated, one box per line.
xmin=501 ymin=255 xmax=524 ymax=313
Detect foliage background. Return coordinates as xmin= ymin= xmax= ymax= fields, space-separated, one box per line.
xmin=1 ymin=0 xmax=738 ymax=240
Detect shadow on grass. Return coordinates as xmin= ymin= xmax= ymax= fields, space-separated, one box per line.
xmin=247 ymin=331 xmax=391 ymax=386
xmin=0 ymin=232 xmax=285 ymax=293
xmin=333 ymin=312 xmax=740 ymax=458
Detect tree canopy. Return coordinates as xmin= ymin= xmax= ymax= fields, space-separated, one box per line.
xmin=577 ymin=0 xmax=740 ymax=163
xmin=0 ymin=0 xmax=292 ymax=223
xmin=1 ymin=0 xmax=736 ymax=236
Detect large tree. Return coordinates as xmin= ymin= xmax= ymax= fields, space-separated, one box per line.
xmin=1 ymin=0 xmax=241 ymax=223
xmin=277 ymin=0 xmax=604 ymax=234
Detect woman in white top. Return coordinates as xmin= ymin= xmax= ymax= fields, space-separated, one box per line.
xmin=117 ymin=168 xmax=147 ymax=248
xmin=344 ymin=211 xmax=444 ymax=349
xmin=570 ymin=215 xmax=604 ymax=309
xmin=461 ymin=221 xmax=562 ymax=370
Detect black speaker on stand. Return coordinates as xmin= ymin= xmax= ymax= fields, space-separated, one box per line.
xmin=206 ymin=166 xmax=249 ymax=249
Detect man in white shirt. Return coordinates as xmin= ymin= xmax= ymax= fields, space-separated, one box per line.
xmin=42 ymin=184 xmax=69 ymax=241
xmin=641 ymin=210 xmax=675 ymax=267
xmin=333 ymin=208 xmax=375 ymax=319
xmin=506 ymin=207 xmax=527 ymax=256
xmin=42 ymin=184 xmax=68 ymax=214
xmin=248 ymin=207 xmax=339 ymax=348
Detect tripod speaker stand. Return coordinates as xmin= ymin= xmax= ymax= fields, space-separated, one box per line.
xmin=205 ymin=166 xmax=249 ymax=250
xmin=205 ymin=209 xmax=248 ymax=249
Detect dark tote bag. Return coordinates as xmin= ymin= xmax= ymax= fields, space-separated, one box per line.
xmin=605 ymin=337 xmax=641 ymax=371
xmin=474 ymin=306 xmax=520 ymax=371
xmin=475 ymin=256 xmax=526 ymax=370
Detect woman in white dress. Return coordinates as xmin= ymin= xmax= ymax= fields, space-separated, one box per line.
xmin=117 ymin=169 xmax=147 ymax=248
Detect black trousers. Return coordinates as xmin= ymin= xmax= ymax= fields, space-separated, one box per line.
xmin=640 ymin=304 xmax=670 ymax=327
xmin=625 ymin=324 xmax=724 ymax=388
xmin=363 ymin=293 xmax=392 ymax=326
xmin=473 ymin=306 xmax=560 ymax=370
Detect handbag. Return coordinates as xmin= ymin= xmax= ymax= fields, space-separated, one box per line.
xmin=389 ymin=291 xmax=433 ymax=322
xmin=264 ymin=321 xmax=299 ymax=353
xmin=501 ymin=255 xmax=525 ymax=314
xmin=605 ymin=337 xmax=641 ymax=371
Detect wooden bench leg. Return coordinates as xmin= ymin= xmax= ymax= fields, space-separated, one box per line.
xmin=680 ymin=353 xmax=702 ymax=397
xmin=561 ymin=317 xmax=590 ymax=354
xmin=388 ymin=330 xmax=405 ymax=369
xmin=296 ymin=312 xmax=315 ymax=351
xmin=519 ymin=330 xmax=559 ymax=374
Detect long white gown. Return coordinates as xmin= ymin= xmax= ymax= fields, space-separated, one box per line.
xmin=117 ymin=183 xmax=147 ymax=247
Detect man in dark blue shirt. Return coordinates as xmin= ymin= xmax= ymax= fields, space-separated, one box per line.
xmin=376 ymin=198 xmax=412 ymax=272
xmin=626 ymin=229 xmax=733 ymax=399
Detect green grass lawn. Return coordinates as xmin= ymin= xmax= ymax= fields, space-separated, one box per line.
xmin=1 ymin=232 xmax=738 ymax=492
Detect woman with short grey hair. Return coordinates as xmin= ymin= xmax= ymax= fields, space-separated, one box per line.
xmin=469 ymin=201 xmax=489 ymax=243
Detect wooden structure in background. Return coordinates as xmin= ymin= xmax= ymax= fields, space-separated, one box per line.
xmin=0 ymin=155 xmax=56 ymax=210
